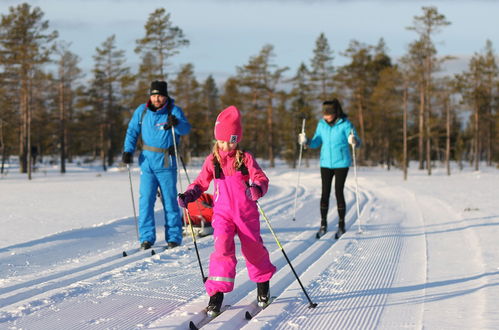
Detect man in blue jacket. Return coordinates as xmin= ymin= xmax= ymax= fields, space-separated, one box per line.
xmin=299 ymin=99 xmax=360 ymax=239
xmin=122 ymin=81 xmax=191 ymax=250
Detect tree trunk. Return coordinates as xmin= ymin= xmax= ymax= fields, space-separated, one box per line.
xmin=418 ymin=85 xmax=425 ymax=170
xmin=403 ymin=83 xmax=408 ymax=181
xmin=426 ymin=99 xmax=432 ymax=176
xmin=0 ymin=120 xmax=5 ymax=174
xmin=267 ymin=94 xmax=274 ymax=168
xmin=20 ymin=80 xmax=28 ymax=174
xmin=356 ymin=92 xmax=365 ymax=163
xmin=450 ymin=96 xmax=451 ymax=175
xmin=474 ymin=102 xmax=479 ymax=171
xmin=59 ymin=77 xmax=66 ymax=173
xmin=426 ymin=59 xmax=432 ymax=176
xmin=100 ymin=123 xmax=107 ymax=171
xmin=27 ymin=80 xmax=32 ymax=180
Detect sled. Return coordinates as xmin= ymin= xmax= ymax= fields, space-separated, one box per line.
xmin=183 ymin=193 xmax=214 ymax=237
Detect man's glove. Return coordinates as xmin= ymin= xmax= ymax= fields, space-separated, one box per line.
xmin=245 ymin=184 xmax=263 ymax=201
xmin=298 ymin=133 xmax=307 ymax=146
xmin=163 ymin=115 xmax=178 ymax=130
xmin=122 ymin=152 xmax=133 ymax=164
xmin=348 ymin=133 xmax=357 ymax=147
xmin=178 ymin=185 xmax=202 ymax=208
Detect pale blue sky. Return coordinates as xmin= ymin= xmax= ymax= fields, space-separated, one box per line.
xmin=1 ymin=0 xmax=498 ymax=81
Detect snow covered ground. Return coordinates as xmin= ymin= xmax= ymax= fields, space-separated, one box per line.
xmin=1 ymin=160 xmax=499 ymax=329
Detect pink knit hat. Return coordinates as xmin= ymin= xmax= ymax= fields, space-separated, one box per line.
xmin=214 ymin=106 xmax=242 ymax=143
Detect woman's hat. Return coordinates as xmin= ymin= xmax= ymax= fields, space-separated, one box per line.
xmin=214 ymin=106 xmax=242 ymax=143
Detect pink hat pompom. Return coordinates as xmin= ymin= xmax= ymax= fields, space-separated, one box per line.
xmin=214 ymin=106 xmax=242 ymax=143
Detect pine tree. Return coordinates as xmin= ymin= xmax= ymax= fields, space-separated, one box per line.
xmin=406 ymin=6 xmax=451 ymax=174
xmin=455 ymin=41 xmax=498 ymax=171
xmin=170 ymin=63 xmax=200 ymax=160
xmin=198 ymin=75 xmax=220 ymax=155
xmin=55 ymin=42 xmax=82 ymax=173
xmin=287 ymin=63 xmax=316 ymax=167
xmin=0 ymin=3 xmax=58 ymax=178
xmin=310 ymin=33 xmax=334 ymax=103
xmin=237 ymin=44 xmax=288 ymax=167
xmin=135 ymin=8 xmax=189 ymax=80
xmin=92 ymin=35 xmax=131 ymax=170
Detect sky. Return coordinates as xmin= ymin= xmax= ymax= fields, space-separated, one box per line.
xmin=1 ymin=0 xmax=499 ymax=82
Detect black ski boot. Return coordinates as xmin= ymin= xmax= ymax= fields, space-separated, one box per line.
xmin=140 ymin=241 xmax=152 ymax=250
xmin=207 ymin=292 xmax=224 ymax=317
xmin=167 ymin=241 xmax=179 ymax=249
xmin=335 ymin=219 xmax=346 ymax=239
xmin=316 ymin=220 xmax=328 ymax=239
xmin=257 ymin=281 xmax=270 ymax=308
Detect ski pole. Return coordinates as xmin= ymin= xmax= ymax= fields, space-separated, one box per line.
xmin=126 ymin=164 xmax=139 ymax=241
xmin=180 ymin=156 xmax=191 ymax=183
xmin=350 ymin=130 xmax=362 ymax=233
xmin=171 ymin=125 xmax=207 ymax=283
xmin=256 ymin=201 xmax=317 ymax=308
xmin=292 ymin=117 xmax=306 ymax=221
xmin=180 ymin=155 xmax=208 ymax=227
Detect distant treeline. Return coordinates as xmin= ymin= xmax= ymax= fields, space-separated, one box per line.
xmin=0 ymin=3 xmax=497 ymax=179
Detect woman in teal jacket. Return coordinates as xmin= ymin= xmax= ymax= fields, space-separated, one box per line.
xmin=299 ymin=99 xmax=360 ymax=239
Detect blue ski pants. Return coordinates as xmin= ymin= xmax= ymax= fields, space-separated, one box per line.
xmin=139 ymin=166 xmax=182 ymax=245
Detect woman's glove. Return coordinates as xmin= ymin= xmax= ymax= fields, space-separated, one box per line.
xmin=245 ymin=184 xmax=263 ymax=201
xmin=298 ymin=133 xmax=307 ymax=145
xmin=348 ymin=133 xmax=357 ymax=147
xmin=178 ymin=185 xmax=202 ymax=208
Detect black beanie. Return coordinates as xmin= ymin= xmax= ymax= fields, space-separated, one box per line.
xmin=150 ymin=80 xmax=168 ymax=97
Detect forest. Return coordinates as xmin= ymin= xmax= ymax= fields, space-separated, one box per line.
xmin=0 ymin=3 xmax=497 ymax=180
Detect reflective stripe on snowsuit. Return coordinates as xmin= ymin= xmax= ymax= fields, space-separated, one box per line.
xmin=188 ymin=151 xmax=276 ymax=296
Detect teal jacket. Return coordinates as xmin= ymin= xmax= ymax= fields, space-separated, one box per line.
xmin=308 ymin=117 xmax=360 ymax=169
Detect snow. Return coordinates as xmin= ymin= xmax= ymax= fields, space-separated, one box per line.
xmin=1 ymin=160 xmax=499 ymax=329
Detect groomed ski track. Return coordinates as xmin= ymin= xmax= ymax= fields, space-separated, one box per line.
xmin=2 ymin=167 xmax=498 ymax=329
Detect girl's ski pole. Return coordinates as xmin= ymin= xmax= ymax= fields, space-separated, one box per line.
xmin=171 ymin=125 xmax=207 ymax=283
xmin=256 ymin=201 xmax=317 ymax=308
xmin=292 ymin=117 xmax=306 ymax=221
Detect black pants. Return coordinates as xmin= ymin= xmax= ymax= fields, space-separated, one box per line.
xmin=320 ymin=167 xmax=349 ymax=224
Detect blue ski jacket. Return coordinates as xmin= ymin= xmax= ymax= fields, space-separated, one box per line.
xmin=308 ymin=117 xmax=361 ymax=169
xmin=123 ymin=98 xmax=191 ymax=171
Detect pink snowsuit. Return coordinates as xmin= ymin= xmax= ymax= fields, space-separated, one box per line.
xmin=188 ymin=150 xmax=276 ymax=296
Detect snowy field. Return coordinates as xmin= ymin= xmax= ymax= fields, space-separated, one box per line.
xmin=1 ymin=159 xmax=499 ymax=329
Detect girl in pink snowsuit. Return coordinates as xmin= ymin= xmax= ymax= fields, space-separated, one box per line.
xmin=178 ymin=106 xmax=276 ymax=316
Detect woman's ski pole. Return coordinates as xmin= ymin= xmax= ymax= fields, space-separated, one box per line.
xmin=171 ymin=125 xmax=207 ymax=283
xmin=126 ymin=164 xmax=139 ymax=241
xmin=292 ymin=117 xmax=306 ymax=221
xmin=256 ymin=201 xmax=317 ymax=308
xmin=350 ymin=130 xmax=362 ymax=233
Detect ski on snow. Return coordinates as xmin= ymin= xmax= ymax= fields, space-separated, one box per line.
xmin=244 ymin=296 xmax=276 ymax=320
xmin=121 ymin=248 xmax=157 ymax=257
xmin=121 ymin=246 xmax=166 ymax=257
xmin=188 ymin=305 xmax=231 ymax=330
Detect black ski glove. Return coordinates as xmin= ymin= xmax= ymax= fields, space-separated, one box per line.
xmin=163 ymin=115 xmax=178 ymax=130
xmin=122 ymin=152 xmax=133 ymax=164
